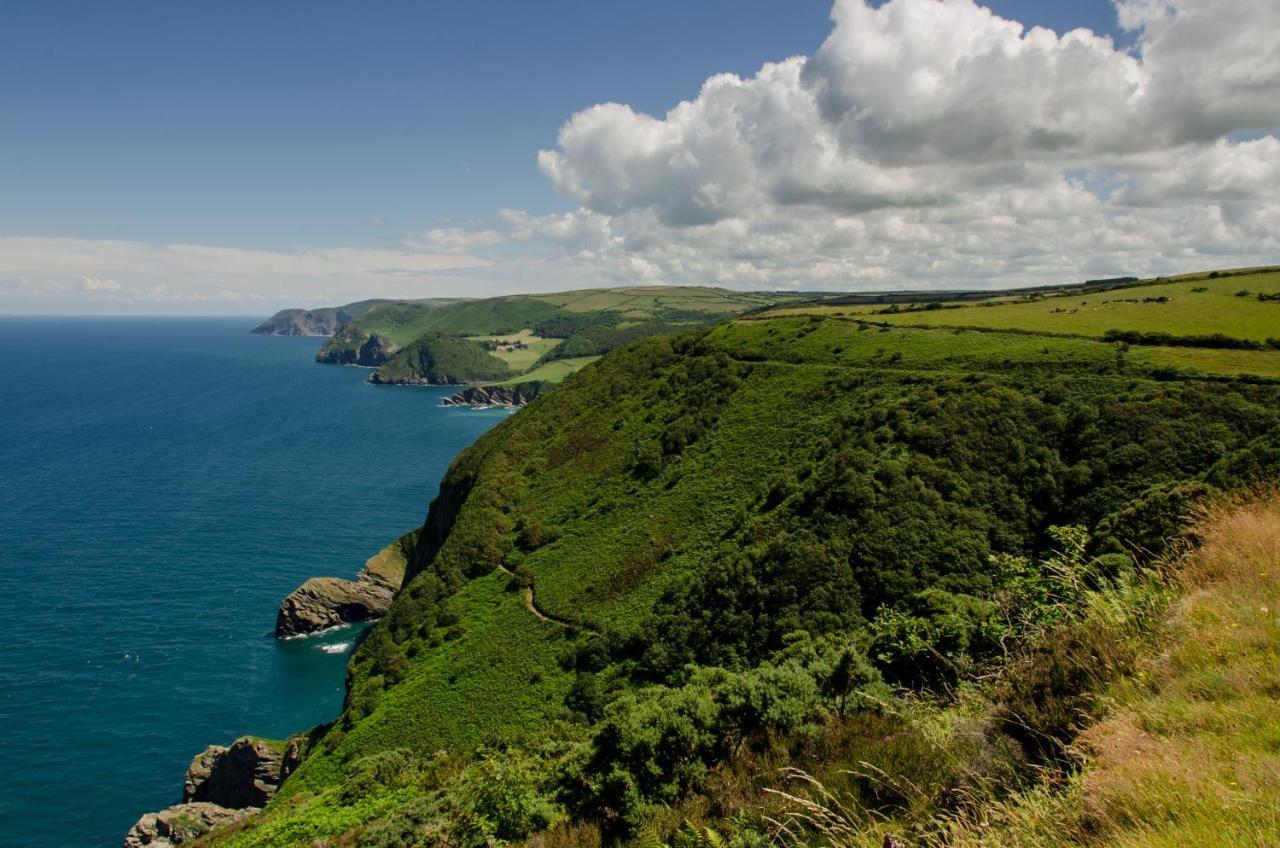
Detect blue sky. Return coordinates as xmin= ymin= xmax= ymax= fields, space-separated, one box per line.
xmin=2 ymin=0 xmax=1121 ymax=250
xmin=2 ymin=0 xmax=1274 ymax=313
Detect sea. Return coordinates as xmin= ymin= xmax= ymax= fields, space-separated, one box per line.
xmin=0 ymin=317 xmax=508 ymax=848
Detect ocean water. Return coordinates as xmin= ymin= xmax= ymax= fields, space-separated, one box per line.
xmin=0 ymin=318 xmax=507 ymax=848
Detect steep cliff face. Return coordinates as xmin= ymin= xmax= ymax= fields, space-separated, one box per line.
xmin=314 ymin=326 xmax=400 ymax=366
xmin=125 ymin=738 xmax=286 ymax=847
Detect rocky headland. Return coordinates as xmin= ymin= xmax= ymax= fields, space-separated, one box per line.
xmin=125 ymin=737 xmax=295 ymax=847
xmin=274 ymin=537 xmax=409 ymax=638
xmin=314 ymin=326 xmax=400 ymax=366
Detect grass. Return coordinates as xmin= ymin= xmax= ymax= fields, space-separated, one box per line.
xmin=768 ymin=269 xmax=1280 ymax=343
xmin=281 ymin=570 xmax=575 ymax=797
xmin=763 ymin=496 xmax=1280 ymax=848
xmin=490 ymin=356 xmax=601 ymax=386
xmin=464 ymin=331 xmax=563 ymax=371
xmin=1134 ymin=346 xmax=1280 ymax=379
xmin=529 ymin=286 xmax=806 ymax=316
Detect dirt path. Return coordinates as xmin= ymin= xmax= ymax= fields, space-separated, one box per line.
xmin=494 ymin=563 xmax=599 ymax=635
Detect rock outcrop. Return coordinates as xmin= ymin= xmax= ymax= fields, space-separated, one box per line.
xmin=315 ymin=326 xmax=400 ymax=366
xmin=125 ymin=737 xmax=287 ymax=847
xmin=275 ymin=539 xmax=408 ymax=638
xmin=124 ymin=802 xmax=256 ymax=848
xmin=184 ymin=737 xmax=284 ymax=808
xmin=441 ymin=380 xmax=549 ymax=408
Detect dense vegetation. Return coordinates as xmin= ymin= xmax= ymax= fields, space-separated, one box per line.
xmin=368 ymin=333 xmax=513 ymax=385
xmin=215 ymin=270 xmax=1280 ymax=847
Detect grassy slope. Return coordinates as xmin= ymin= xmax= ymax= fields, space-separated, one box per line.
xmin=463 ymin=331 xmax=563 ymax=371
xmin=490 ymin=356 xmax=601 ymax=386
xmin=872 ymin=498 xmax=1280 ymax=848
xmin=370 ymin=334 xmax=513 ymax=385
xmin=213 ymin=276 xmax=1280 ymax=846
xmin=529 ymin=286 xmax=800 ymax=316
xmin=772 ymin=269 xmax=1280 ymax=340
xmin=279 ymin=311 xmax=1280 ymax=794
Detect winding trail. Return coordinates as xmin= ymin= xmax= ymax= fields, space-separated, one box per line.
xmin=494 ymin=562 xmax=599 ymax=635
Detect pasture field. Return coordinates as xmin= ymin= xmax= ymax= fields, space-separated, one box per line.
xmin=769 ymin=268 xmax=1280 ymax=343
xmin=490 ymin=355 xmax=600 ymax=385
xmin=463 ymin=330 xmax=561 ymax=370
xmin=1136 ymin=345 xmax=1280 ymax=379
xmin=530 ymin=285 xmax=804 ymax=316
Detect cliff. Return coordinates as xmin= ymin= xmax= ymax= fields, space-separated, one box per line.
xmin=124 ymin=738 xmax=289 ymax=847
xmin=251 ymin=298 xmax=397 ymax=337
xmin=440 ymin=380 xmax=550 ymax=408
xmin=314 ymin=325 xmax=400 ymax=366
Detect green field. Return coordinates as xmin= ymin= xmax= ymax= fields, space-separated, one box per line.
xmin=770 ymin=268 xmax=1280 ymax=342
xmin=490 ymin=355 xmax=599 ymax=385
xmin=462 ymin=330 xmax=562 ymax=370
xmin=532 ymin=285 xmax=796 ymax=316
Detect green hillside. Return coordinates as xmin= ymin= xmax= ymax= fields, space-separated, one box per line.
xmin=210 ymin=273 xmax=1280 ymax=847
xmin=313 ymin=286 xmax=812 ymax=381
xmin=367 ymin=333 xmax=513 ymax=386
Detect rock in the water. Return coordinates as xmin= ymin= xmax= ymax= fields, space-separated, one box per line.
xmin=440 ymin=380 xmax=549 ymax=408
xmin=183 ymin=737 xmax=284 ymax=808
xmin=124 ymin=802 xmax=255 ymax=848
xmin=274 ymin=539 xmax=407 ymax=638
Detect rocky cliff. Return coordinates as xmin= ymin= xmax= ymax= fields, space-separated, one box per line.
xmin=440 ymin=380 xmax=550 ymax=408
xmin=274 ymin=537 xmax=409 ymax=638
xmin=251 ymin=307 xmax=348 ymax=336
xmin=124 ymin=737 xmax=287 ymax=847
xmin=314 ymin=326 xmax=400 ymax=366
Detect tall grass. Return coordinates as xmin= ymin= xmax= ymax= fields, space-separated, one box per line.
xmin=765 ymin=494 xmax=1280 ymax=848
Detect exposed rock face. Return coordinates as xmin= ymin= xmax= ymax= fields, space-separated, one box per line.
xmin=315 ymin=326 xmax=399 ymax=366
xmin=124 ymin=802 xmax=256 ymax=848
xmin=275 ymin=540 xmax=408 ymax=638
xmin=184 ymin=738 xmax=284 ymax=808
xmin=441 ymin=380 xmax=548 ymax=408
xmin=124 ymin=737 xmax=289 ymax=846
xmin=251 ymin=307 xmax=351 ymax=336
xmin=358 ymin=332 xmax=399 ymax=365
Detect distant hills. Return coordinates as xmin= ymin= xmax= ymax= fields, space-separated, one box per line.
xmin=256 ymin=286 xmax=814 ymax=388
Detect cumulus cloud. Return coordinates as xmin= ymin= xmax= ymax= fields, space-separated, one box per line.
xmin=518 ymin=0 xmax=1280 ymax=288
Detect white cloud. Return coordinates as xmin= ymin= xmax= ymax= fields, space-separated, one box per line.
xmin=514 ymin=0 xmax=1280 ymax=289
xmin=80 ymin=276 xmax=121 ymax=292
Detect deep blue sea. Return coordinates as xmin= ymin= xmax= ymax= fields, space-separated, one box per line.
xmin=0 ymin=318 xmax=507 ymax=848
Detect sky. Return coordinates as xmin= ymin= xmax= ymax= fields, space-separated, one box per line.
xmin=1 ymin=0 xmax=1276 ymax=314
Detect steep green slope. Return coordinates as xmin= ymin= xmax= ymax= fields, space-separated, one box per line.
xmin=366 ymin=333 xmax=513 ymax=385
xmin=210 ymin=282 xmax=1280 ymax=847
xmin=217 ymin=312 xmax=1280 ymax=843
